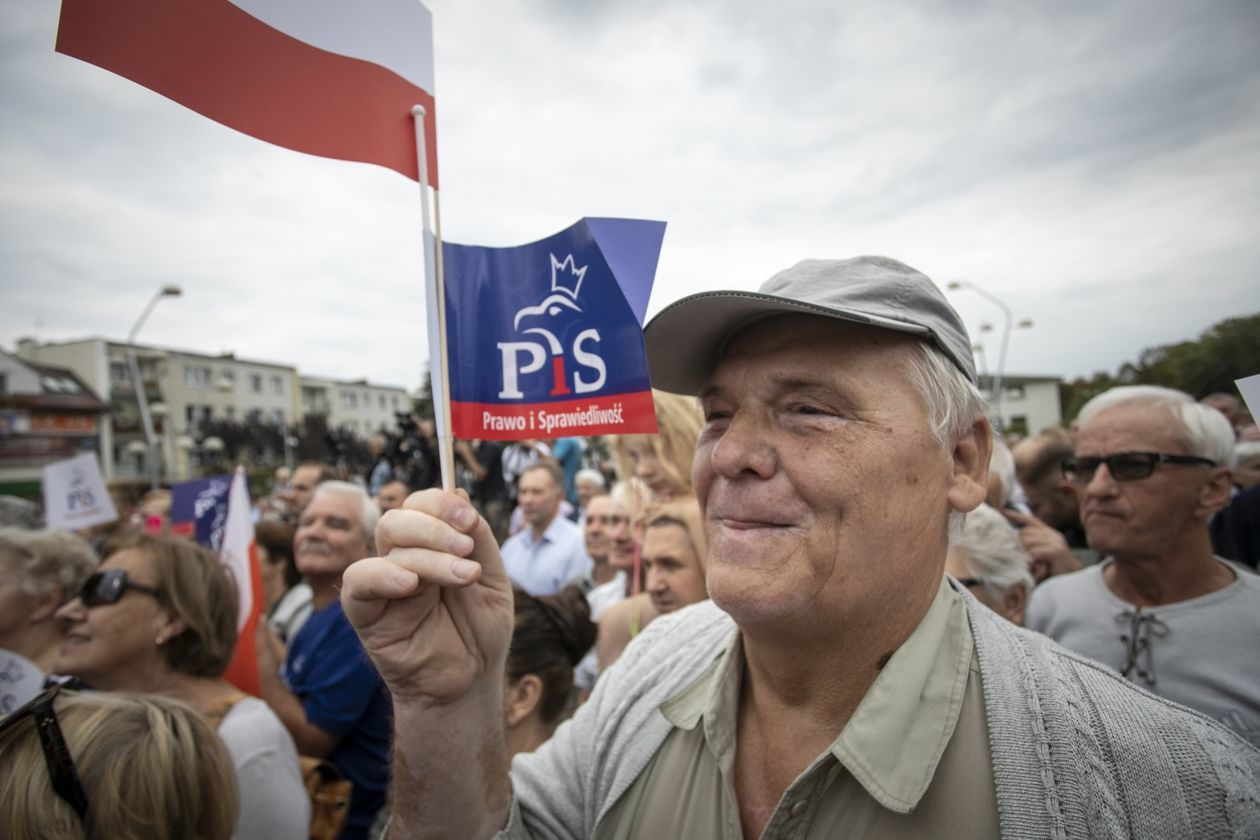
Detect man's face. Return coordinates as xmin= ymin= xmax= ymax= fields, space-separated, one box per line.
xmin=643 ymin=522 xmax=707 ymax=614
xmin=288 ymin=466 xmax=322 ymax=514
xmin=693 ymin=315 xmax=979 ymax=629
xmin=517 ymin=468 xmax=562 ymax=532
xmin=1235 ymin=454 xmax=1260 ymax=490
xmin=295 ymin=492 xmax=370 ymax=580
xmin=377 ymin=481 xmax=409 ymax=513
xmin=576 ymin=476 xmax=602 ymax=509
xmin=584 ymin=495 xmax=613 ymax=561
xmin=1072 ymin=404 xmax=1228 ymax=562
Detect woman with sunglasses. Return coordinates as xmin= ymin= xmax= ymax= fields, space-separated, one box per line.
xmin=54 ymin=534 xmax=309 ymax=839
xmin=0 ymin=688 xmax=238 ymax=839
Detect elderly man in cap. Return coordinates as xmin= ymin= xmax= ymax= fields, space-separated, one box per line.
xmin=342 ymin=257 xmax=1259 ymax=839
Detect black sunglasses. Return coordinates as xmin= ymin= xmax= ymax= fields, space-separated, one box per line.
xmin=77 ymin=569 xmax=161 ymax=608
xmin=0 ymin=685 xmax=93 ymax=834
xmin=1061 ymin=451 xmax=1216 ymax=484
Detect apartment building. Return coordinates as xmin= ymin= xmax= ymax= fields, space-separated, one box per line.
xmin=978 ymin=373 xmax=1063 ymax=435
xmin=16 ymin=338 xmax=300 ymax=481
xmin=301 ymin=376 xmax=411 ymax=437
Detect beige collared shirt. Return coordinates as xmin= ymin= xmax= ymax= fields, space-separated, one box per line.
xmin=595 ymin=578 xmax=999 ymax=839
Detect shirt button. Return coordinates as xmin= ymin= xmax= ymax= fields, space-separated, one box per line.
xmin=790 ymin=800 xmax=808 ymax=818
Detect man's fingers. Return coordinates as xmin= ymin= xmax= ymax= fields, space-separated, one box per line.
xmin=343 ymin=556 xmax=423 ymax=601
xmin=387 ymin=547 xmax=484 ymax=585
xmin=1002 ymin=508 xmax=1035 ymax=525
xmin=377 ymin=502 xmax=477 ymax=557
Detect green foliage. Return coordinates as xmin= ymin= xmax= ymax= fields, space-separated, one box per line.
xmin=1061 ymin=313 xmax=1260 ymax=421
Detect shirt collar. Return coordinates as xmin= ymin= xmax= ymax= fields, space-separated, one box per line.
xmin=660 ymin=576 xmax=973 ymax=813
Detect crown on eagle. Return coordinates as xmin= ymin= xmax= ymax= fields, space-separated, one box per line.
xmin=550 ymin=253 xmax=587 ymax=299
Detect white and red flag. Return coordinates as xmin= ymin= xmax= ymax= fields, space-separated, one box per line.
xmin=219 ymin=467 xmax=264 ymax=696
xmin=56 ymin=0 xmax=439 ymax=184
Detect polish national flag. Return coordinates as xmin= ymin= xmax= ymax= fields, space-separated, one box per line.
xmin=55 ymin=0 xmax=439 ymax=184
xmin=220 ymin=467 xmax=264 ymax=696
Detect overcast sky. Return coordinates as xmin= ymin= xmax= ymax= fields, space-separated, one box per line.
xmin=2 ymin=0 xmax=1257 ymax=395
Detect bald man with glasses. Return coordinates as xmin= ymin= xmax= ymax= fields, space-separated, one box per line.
xmin=1026 ymin=384 xmax=1260 ymax=747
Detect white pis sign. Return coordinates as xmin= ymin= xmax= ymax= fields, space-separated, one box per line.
xmin=42 ymin=452 xmax=118 ymax=531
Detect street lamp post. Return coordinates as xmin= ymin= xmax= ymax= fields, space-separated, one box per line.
xmin=946 ymin=281 xmax=1033 ymax=431
xmin=127 ymin=285 xmax=182 ymax=489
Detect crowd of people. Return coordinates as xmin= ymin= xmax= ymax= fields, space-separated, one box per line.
xmin=2 ymin=255 xmax=1259 ymax=837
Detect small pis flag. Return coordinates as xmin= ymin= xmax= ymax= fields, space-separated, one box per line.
xmin=219 ymin=467 xmax=263 ymax=697
xmin=55 ymin=0 xmax=438 ymax=184
xmin=170 ymin=474 xmax=233 ymax=547
xmin=442 ymin=218 xmax=665 ymax=440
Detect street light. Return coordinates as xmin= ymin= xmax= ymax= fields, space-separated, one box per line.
xmin=127 ymin=285 xmax=182 ymax=489
xmin=946 ymin=280 xmax=1033 ymax=429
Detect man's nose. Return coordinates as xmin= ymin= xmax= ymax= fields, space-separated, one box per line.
xmin=56 ymin=596 xmax=85 ymax=624
xmin=1084 ymin=461 xmax=1120 ymax=496
xmin=708 ymin=412 xmax=777 ymax=480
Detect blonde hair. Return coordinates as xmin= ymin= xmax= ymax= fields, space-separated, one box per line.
xmin=112 ymin=534 xmax=238 ymax=678
xmin=612 ymin=390 xmax=704 ymax=497
xmin=0 ymin=690 xmax=238 ymax=840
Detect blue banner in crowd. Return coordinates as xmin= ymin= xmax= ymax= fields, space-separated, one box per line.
xmin=170 ymin=474 xmax=236 ymax=549
xmin=442 ymin=217 xmax=664 ymax=439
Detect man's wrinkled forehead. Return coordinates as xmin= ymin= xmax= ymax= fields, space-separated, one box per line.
xmin=701 ymin=313 xmax=922 ymax=388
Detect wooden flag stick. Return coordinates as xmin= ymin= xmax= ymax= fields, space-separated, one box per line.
xmin=412 ymin=105 xmax=455 ymax=492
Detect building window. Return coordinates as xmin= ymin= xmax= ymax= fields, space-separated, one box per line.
xmin=391 ymin=396 xmax=399 ymax=410
xmin=340 ymin=391 xmax=358 ymax=409
xmin=109 ymin=362 xmax=129 ymax=383
xmin=225 ymin=406 xmax=236 ymax=421
xmin=246 ymin=408 xmax=262 ymax=423
xmin=250 ymin=374 xmax=263 ymax=393
xmin=270 ymin=375 xmax=284 ymax=395
xmin=184 ymin=365 xmax=212 ymax=389
xmin=379 ymin=394 xmax=387 ymax=410
xmin=1005 ymin=384 xmax=1026 ymax=400
xmin=273 ymin=409 xmax=285 ymax=425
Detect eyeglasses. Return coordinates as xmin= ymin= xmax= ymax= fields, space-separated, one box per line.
xmin=1061 ymin=451 xmax=1216 ymax=484
xmin=954 ymin=577 xmax=985 ymax=589
xmin=76 ymin=569 xmax=161 ymax=608
xmin=0 ymin=685 xmax=93 ymax=833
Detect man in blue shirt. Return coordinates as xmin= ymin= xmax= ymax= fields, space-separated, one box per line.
xmin=257 ymin=481 xmax=391 ymax=840
xmin=500 ymin=462 xmax=589 ymax=595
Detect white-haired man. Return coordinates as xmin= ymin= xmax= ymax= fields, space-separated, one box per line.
xmin=945 ymin=503 xmax=1035 ymax=624
xmin=257 ymin=481 xmax=390 ymax=840
xmin=342 ymin=258 xmax=1259 ymax=838
xmin=1026 ymin=385 xmax=1260 ymax=746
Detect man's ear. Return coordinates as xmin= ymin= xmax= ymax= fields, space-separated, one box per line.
xmin=1003 ymin=582 xmax=1028 ymax=626
xmin=947 ymin=417 xmax=993 ymax=514
xmin=1195 ymin=466 xmax=1233 ymax=520
xmin=504 ymin=674 xmax=543 ymax=728
xmin=28 ymin=584 xmax=66 ymax=623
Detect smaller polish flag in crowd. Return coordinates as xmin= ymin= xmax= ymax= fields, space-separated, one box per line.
xmin=219 ymin=467 xmax=264 ymax=697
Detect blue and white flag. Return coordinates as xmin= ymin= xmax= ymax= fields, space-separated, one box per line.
xmin=170 ymin=474 xmax=235 ymax=549
xmin=442 ymin=217 xmax=665 ymax=440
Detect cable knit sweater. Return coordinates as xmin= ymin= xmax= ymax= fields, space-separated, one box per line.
xmin=500 ymin=588 xmax=1260 ymax=839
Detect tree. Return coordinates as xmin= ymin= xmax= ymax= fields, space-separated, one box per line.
xmin=1061 ymin=313 xmax=1260 ymax=421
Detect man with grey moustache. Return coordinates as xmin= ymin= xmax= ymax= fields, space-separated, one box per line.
xmin=341 ymin=257 xmax=1258 ymax=839
xmin=256 ymin=481 xmax=391 ymax=840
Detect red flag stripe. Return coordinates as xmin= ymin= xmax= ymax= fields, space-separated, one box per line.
xmin=56 ymin=0 xmax=438 ymax=184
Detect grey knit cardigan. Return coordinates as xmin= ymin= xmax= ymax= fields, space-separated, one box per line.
xmin=501 ymin=592 xmax=1260 ymax=839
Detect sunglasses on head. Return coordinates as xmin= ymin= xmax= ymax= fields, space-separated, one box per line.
xmin=77 ymin=569 xmax=161 ymax=608
xmin=0 ymin=684 xmax=93 ymax=834
xmin=1060 ymin=451 xmax=1216 ymax=484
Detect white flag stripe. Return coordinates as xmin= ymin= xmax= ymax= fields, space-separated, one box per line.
xmin=220 ymin=467 xmax=255 ymax=631
xmin=231 ymin=0 xmax=436 ymax=94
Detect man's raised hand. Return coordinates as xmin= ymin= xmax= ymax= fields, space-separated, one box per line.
xmin=341 ymin=489 xmax=513 ymax=703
